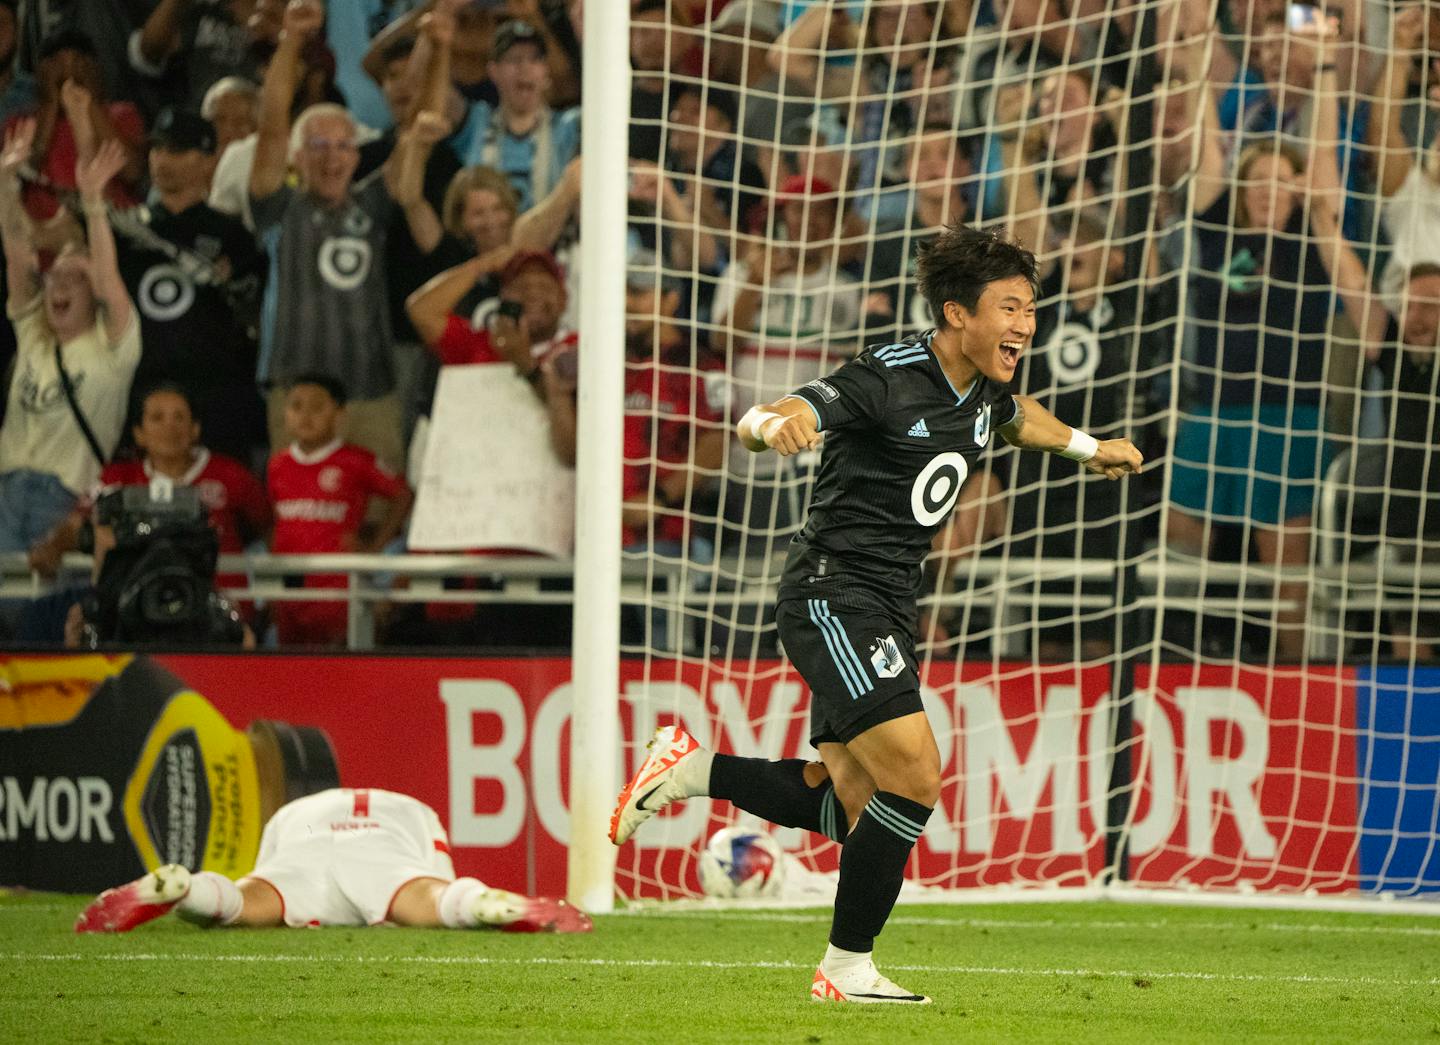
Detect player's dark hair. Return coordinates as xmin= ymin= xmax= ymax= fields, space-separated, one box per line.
xmin=289 ymin=371 xmax=348 ymax=407
xmin=915 ymin=223 xmax=1039 ymax=324
xmin=1408 ymin=261 xmax=1440 ymax=283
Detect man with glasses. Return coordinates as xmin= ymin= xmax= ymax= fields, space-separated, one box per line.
xmin=249 ymin=0 xmax=444 ymax=472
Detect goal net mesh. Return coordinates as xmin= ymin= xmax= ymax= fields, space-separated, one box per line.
xmin=611 ymin=0 xmax=1440 ymax=903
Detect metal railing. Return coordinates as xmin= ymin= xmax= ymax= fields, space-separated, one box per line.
xmin=5 ymin=549 xmax=1439 ymax=655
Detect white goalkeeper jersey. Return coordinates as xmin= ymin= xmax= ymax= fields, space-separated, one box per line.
xmin=245 ymin=788 xmax=455 ymax=927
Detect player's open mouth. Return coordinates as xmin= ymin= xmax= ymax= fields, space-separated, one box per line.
xmin=999 ymin=341 xmax=1023 ymax=367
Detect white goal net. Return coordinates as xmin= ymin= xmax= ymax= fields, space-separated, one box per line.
xmin=611 ymin=0 xmax=1440 ymax=905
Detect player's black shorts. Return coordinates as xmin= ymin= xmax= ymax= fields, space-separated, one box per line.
xmin=774 ymin=595 xmax=924 ymax=747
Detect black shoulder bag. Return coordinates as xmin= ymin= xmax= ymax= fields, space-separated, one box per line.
xmin=53 ymin=344 xmax=107 ymax=466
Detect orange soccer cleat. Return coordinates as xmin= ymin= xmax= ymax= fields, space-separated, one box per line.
xmin=609 ymin=724 xmax=706 ymax=846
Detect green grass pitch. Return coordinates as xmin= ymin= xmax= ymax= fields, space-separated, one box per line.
xmin=3 ymin=891 xmax=1439 ymax=1043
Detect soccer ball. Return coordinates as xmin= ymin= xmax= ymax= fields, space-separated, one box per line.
xmin=697 ymin=827 xmax=785 ymax=899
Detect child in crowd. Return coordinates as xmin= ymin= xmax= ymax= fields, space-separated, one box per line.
xmin=267 ymin=373 xmax=413 ymax=647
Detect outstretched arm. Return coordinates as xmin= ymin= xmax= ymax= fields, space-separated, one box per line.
xmin=76 ymin=139 xmax=135 ymax=342
xmin=386 ymin=110 xmax=446 ymax=253
xmin=1304 ymin=29 xmax=1388 ymax=357
xmin=1369 ymin=5 xmax=1424 ymax=198
xmin=1187 ymin=29 xmax=1229 ymax=215
xmin=251 ymin=0 xmax=321 ymax=201
xmin=768 ymin=3 xmax=847 ymax=97
xmin=512 ymin=156 xmax=580 ymax=251
xmin=362 ymin=0 xmax=435 ymax=84
xmin=405 ymin=245 xmax=514 ymax=349
xmin=736 ymin=395 xmax=821 ymax=456
xmin=0 ymin=117 xmax=39 ymax=307
xmin=997 ymin=395 xmax=1142 ymax=479
xmin=994 ymin=82 xmax=1052 ymax=274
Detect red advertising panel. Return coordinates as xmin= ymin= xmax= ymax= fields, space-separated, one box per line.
xmin=152 ymin=655 xmax=1116 ymax=896
xmin=154 ymin=654 xmax=571 ymax=895
xmin=1128 ymin=664 xmax=1359 ymax=892
xmin=928 ymin=661 xmax=1113 ymax=889
xmin=3 ymin=654 xmax=1359 ymax=898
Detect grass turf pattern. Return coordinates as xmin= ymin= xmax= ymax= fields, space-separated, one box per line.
xmin=2 ymin=892 xmax=1438 ymax=1043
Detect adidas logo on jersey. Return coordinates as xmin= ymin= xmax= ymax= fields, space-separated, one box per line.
xmin=907 ymin=419 xmax=930 ymax=438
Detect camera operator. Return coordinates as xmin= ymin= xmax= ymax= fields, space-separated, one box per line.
xmin=19 ymin=385 xmax=265 ymax=649
xmin=29 ymin=383 xmax=272 ymax=595
xmin=69 ymin=483 xmax=254 ymax=649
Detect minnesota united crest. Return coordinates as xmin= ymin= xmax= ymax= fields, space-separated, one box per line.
xmin=869 ymin=635 xmax=906 ymax=679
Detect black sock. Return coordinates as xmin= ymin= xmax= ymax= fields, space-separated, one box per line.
xmin=829 ymin=791 xmax=932 ymax=953
xmin=708 ymin=754 xmax=847 ymax=844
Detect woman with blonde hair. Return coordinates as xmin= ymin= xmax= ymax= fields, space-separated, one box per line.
xmin=441 ymin=163 xmax=519 ymax=256
xmin=0 ymin=120 xmax=139 ymax=551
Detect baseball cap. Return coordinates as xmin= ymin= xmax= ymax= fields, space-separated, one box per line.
xmin=501 ymin=249 xmax=565 ymax=286
xmin=711 ymin=1 xmax=782 ymax=39
xmin=492 ymin=19 xmax=547 ymax=59
xmin=776 ymin=173 xmax=837 ymax=199
xmin=150 ymin=108 xmax=218 ymax=154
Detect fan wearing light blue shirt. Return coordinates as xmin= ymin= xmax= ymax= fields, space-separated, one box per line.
xmin=450 ymin=20 xmax=579 ymax=213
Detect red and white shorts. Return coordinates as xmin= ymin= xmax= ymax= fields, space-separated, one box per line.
xmin=243 ymin=788 xmax=455 ymax=926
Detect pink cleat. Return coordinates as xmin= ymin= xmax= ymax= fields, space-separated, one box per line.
xmin=75 ymin=864 xmax=191 ymax=934
xmin=501 ymin=897 xmax=594 ymax=934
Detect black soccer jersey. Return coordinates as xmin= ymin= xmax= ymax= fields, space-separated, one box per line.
xmin=779 ymin=330 xmax=1016 ymax=617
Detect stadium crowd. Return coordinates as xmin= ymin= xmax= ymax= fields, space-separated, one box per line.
xmin=0 ymin=0 xmax=1435 ymax=659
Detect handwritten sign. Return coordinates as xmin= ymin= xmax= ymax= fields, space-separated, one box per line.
xmin=408 ymin=364 xmax=575 ymax=556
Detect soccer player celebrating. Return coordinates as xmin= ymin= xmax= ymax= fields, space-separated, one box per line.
xmin=611 ymin=224 xmax=1142 ymax=1004
xmin=77 ymin=788 xmax=591 ymax=934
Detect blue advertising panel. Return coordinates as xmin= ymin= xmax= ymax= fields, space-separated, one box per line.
xmin=1356 ymin=667 xmax=1440 ymax=893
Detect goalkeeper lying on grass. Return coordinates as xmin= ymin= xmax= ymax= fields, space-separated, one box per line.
xmin=77 ymin=788 xmax=591 ymax=934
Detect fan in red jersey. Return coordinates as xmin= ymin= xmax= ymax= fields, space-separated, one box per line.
xmin=76 ymin=788 xmax=591 ymax=934
xmin=621 ymin=251 xmax=727 ymax=552
xmin=267 ymin=373 xmax=413 ymax=647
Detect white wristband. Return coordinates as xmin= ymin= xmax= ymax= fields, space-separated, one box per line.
xmin=739 ymin=407 xmax=784 ymax=446
xmin=1059 ymin=428 xmax=1099 ymax=462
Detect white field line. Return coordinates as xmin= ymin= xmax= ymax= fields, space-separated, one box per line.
xmin=0 ymin=904 xmax=71 ymax=912
xmin=7 ymin=952 xmax=1435 ymax=988
xmin=627 ymin=909 xmax=1440 ymax=938
xmin=9 ymin=902 xmax=1438 ymax=936
xmin=9 ymin=902 xmax=1440 ymax=936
